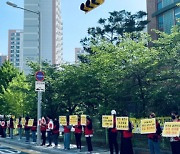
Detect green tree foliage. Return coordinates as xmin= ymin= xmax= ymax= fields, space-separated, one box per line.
xmin=79 ymin=10 xmax=148 ymax=63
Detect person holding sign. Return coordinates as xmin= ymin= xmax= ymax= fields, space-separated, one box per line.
xmin=108 ymin=110 xmax=118 ymax=154
xmin=64 ymin=116 xmax=72 ymax=150
xmin=46 ymin=116 xmax=54 ymax=147
xmin=120 ymin=116 xmax=134 ymax=154
xmin=74 ymin=116 xmax=82 ymax=152
xmin=40 ymin=117 xmax=47 ymax=146
xmin=84 ymin=116 xmax=93 ymax=153
xmin=17 ymin=117 xmax=22 ymax=140
xmin=53 ymin=118 xmax=59 ymax=148
xmin=170 ymin=111 xmax=180 ymax=154
xmin=9 ymin=116 xmax=14 ymax=139
xmin=24 ymin=116 xmax=31 ymax=143
xmin=147 ymin=113 xmax=162 ymax=154
xmin=31 ymin=118 xmax=37 ymax=143
xmin=1 ymin=116 xmax=7 ymax=138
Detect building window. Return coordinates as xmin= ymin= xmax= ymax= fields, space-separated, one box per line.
xmin=11 ymin=33 xmax=15 ymax=36
xmin=16 ymin=33 xmax=20 ymax=36
xmin=174 ymin=7 xmax=180 ymax=24
xmin=158 ymin=15 xmax=164 ymax=31
xmin=16 ymin=46 xmax=20 ymax=49
xmin=16 ymin=50 xmax=20 ymax=53
xmin=157 ymin=0 xmax=162 ymax=10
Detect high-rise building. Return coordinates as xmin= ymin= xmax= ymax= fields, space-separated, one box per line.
xmin=23 ymin=0 xmax=63 ymax=74
xmin=75 ymin=48 xmax=88 ymax=63
xmin=147 ymin=0 xmax=180 ymax=40
xmin=8 ymin=30 xmax=23 ymax=70
xmin=0 ymin=54 xmax=8 ymax=66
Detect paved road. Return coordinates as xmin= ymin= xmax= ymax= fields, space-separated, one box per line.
xmin=0 ymin=143 xmax=42 ymax=154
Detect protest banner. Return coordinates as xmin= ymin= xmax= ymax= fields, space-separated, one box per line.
xmin=162 ymin=122 xmax=180 ymax=137
xmin=140 ymin=118 xmax=156 ymax=134
xmin=102 ymin=115 xmax=113 ymax=128
xmin=21 ymin=118 xmax=25 ymax=127
xmin=69 ymin=115 xmax=78 ymax=126
xmin=116 ymin=117 xmax=129 ymax=130
xmin=59 ymin=116 xmax=67 ymax=126
xmin=81 ymin=115 xmax=86 ymax=125
xmin=28 ymin=119 xmax=34 ymax=127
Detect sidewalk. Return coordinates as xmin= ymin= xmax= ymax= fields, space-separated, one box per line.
xmin=0 ymin=136 xmax=171 ymax=154
xmin=0 ymin=136 xmax=109 ymax=154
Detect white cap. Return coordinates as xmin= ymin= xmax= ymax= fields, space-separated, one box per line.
xmin=111 ymin=110 xmax=116 ymax=115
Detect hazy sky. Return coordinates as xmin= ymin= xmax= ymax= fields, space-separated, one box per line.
xmin=0 ymin=0 xmax=146 ymax=62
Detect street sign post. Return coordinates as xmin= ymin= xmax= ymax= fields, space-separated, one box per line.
xmin=35 ymin=71 xmax=45 ymax=81
xmin=35 ymin=81 xmax=45 ymax=92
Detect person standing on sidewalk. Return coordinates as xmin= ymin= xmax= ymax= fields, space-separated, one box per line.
xmin=63 ymin=116 xmax=72 ymax=150
xmin=47 ymin=116 xmax=54 ymax=147
xmin=9 ymin=116 xmax=14 ymax=139
xmin=1 ymin=116 xmax=7 ymax=138
xmin=40 ymin=117 xmax=46 ymax=146
xmin=31 ymin=118 xmax=37 ymax=143
xmin=84 ymin=116 xmax=93 ymax=154
xmin=17 ymin=117 xmax=22 ymax=140
xmin=108 ymin=110 xmax=118 ymax=154
xmin=170 ymin=111 xmax=180 ymax=154
xmin=24 ymin=116 xmax=31 ymax=143
xmin=74 ymin=116 xmax=82 ymax=152
xmin=120 ymin=116 xmax=134 ymax=154
xmin=53 ymin=118 xmax=59 ymax=148
xmin=147 ymin=112 xmax=162 ymax=154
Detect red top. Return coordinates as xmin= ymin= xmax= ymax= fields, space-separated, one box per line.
xmin=84 ymin=121 xmax=93 ymax=136
xmin=74 ymin=121 xmax=82 ymax=133
xmin=111 ymin=118 xmax=118 ymax=133
xmin=64 ymin=125 xmax=71 ymax=133
xmin=123 ymin=130 xmax=133 ymax=138
xmin=53 ymin=125 xmax=59 ymax=134
xmin=147 ymin=121 xmax=161 ymax=139
xmin=41 ymin=124 xmax=46 ymax=132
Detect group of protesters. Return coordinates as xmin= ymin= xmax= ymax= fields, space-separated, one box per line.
xmin=0 ymin=114 xmax=94 ymax=153
xmin=0 ymin=111 xmax=179 ymax=154
xmin=108 ymin=110 xmax=179 ymax=154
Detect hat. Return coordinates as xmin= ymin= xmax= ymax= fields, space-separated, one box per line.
xmin=111 ymin=110 xmax=116 ymax=115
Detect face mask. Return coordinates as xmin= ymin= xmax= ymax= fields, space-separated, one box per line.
xmin=171 ymin=115 xmax=176 ymax=120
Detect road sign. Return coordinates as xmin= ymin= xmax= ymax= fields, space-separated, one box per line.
xmin=35 ymin=81 xmax=45 ymax=92
xmin=35 ymin=71 xmax=45 ymax=81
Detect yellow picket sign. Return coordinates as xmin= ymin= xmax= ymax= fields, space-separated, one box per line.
xmin=162 ymin=122 xmax=180 ymax=137
xmin=21 ymin=118 xmax=25 ymax=127
xmin=141 ymin=118 xmax=156 ymax=134
xmin=130 ymin=118 xmax=141 ymax=133
xmin=116 ymin=117 xmax=129 ymax=130
xmin=69 ymin=115 xmax=78 ymax=126
xmin=59 ymin=116 xmax=67 ymax=126
xmin=14 ymin=119 xmax=19 ymax=129
xmin=81 ymin=115 xmax=86 ymax=126
xmin=28 ymin=119 xmax=34 ymax=127
xmin=102 ymin=115 xmax=113 ymax=128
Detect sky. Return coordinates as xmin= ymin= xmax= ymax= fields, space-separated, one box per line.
xmin=0 ymin=0 xmax=146 ymax=62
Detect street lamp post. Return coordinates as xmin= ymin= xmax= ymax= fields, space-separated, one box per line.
xmin=7 ymin=1 xmax=42 ymax=145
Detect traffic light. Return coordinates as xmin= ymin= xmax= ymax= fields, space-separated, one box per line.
xmin=80 ymin=0 xmax=105 ymax=13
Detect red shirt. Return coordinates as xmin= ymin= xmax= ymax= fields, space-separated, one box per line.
xmin=75 ymin=121 xmax=82 ymax=133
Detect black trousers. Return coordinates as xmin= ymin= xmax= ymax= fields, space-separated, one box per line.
xmin=120 ymin=137 xmax=134 ymax=154
xmin=41 ymin=131 xmax=46 ymax=145
xmin=109 ymin=132 xmax=118 ymax=154
xmin=86 ymin=136 xmax=93 ymax=152
xmin=75 ymin=133 xmax=82 ymax=149
xmin=171 ymin=141 xmax=180 ymax=154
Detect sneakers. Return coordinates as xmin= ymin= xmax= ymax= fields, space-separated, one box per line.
xmin=47 ymin=144 xmax=52 ymax=147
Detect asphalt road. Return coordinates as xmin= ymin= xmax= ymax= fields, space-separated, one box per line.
xmin=0 ymin=143 xmax=43 ymax=154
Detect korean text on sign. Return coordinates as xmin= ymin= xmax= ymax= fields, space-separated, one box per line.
xmin=162 ymin=122 xmax=180 ymax=137
xmin=69 ymin=115 xmax=78 ymax=126
xmin=116 ymin=117 xmax=129 ymax=130
xmin=59 ymin=116 xmax=67 ymax=126
xmin=81 ymin=115 xmax=86 ymax=125
xmin=102 ymin=115 xmax=113 ymax=128
xmin=141 ymin=118 xmax=156 ymax=134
